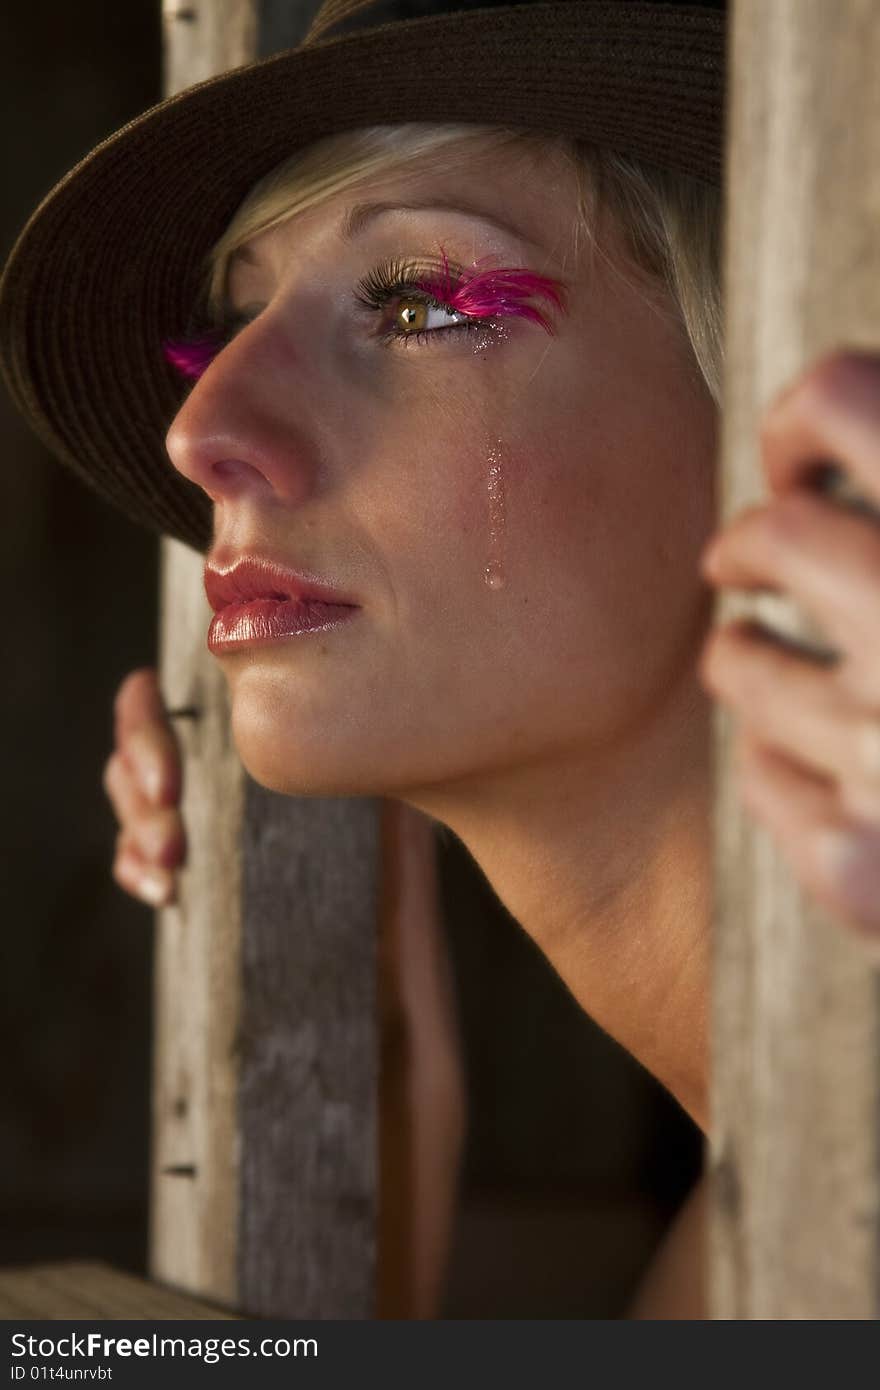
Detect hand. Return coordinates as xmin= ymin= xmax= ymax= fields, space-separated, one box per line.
xmin=102 ymin=666 xmax=187 ymax=907
xmin=698 ymin=349 xmax=880 ymax=956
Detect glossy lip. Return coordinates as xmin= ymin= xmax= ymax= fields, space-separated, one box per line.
xmin=204 ymin=554 xmax=359 ymax=613
xmin=207 ymin=595 xmax=359 ymax=654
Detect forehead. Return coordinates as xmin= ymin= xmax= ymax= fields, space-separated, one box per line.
xmin=228 ymin=135 xmax=584 ymax=278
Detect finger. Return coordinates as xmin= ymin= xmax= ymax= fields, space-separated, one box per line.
xmin=114 ymin=669 xmax=182 ymax=806
xmin=700 ymin=489 xmax=880 ymax=662
xmin=113 ymin=830 xmax=178 ymax=908
xmin=102 ymin=747 xmax=178 ymax=824
xmin=737 ymin=733 xmax=880 ymax=949
xmin=701 ymin=618 xmax=880 ymax=819
xmin=103 ymin=754 xmax=187 ymax=865
xmin=123 ymin=726 xmax=182 ymax=807
xmin=760 ymin=350 xmax=880 ymax=506
xmin=114 ymin=666 xmax=168 ymax=741
xmin=103 ymin=748 xmax=147 ymax=826
xmin=129 ymin=807 xmax=187 ymax=871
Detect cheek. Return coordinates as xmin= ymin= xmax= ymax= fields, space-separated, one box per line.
xmin=345 ymin=394 xmax=499 ymax=629
xmin=406 ymin=403 xmax=593 ymax=607
xmin=389 ymin=376 xmax=509 ymax=549
xmin=490 ymin=390 xmax=713 ymax=661
xmin=485 ymin=409 xmax=595 ymax=589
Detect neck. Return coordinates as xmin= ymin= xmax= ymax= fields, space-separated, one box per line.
xmin=405 ymin=669 xmax=713 ymax=1135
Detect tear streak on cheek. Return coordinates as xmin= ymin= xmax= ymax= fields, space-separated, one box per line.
xmin=485 ymin=439 xmax=506 ymax=590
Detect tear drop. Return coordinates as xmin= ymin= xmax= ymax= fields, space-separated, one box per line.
xmin=485 ymin=441 xmax=506 ymax=591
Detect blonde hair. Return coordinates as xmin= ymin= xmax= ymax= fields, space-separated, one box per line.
xmin=206 ymin=122 xmax=723 ymax=406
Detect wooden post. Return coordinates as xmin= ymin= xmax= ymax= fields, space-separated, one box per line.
xmin=151 ymin=0 xmax=380 ymax=1318
xmin=711 ymin=0 xmax=880 ymax=1318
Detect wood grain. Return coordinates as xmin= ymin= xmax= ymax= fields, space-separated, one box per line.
xmin=161 ymin=0 xmax=258 ymax=92
xmin=152 ymin=0 xmax=380 ymax=1318
xmin=0 ymin=1261 xmax=240 ymax=1319
xmin=710 ymin=0 xmax=880 ymax=1319
xmin=150 ymin=540 xmax=243 ymax=1306
xmin=236 ymin=790 xmax=379 ymax=1318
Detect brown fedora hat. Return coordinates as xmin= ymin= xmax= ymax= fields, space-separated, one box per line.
xmin=0 ymin=0 xmax=726 ymax=556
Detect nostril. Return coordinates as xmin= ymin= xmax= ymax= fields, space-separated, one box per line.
xmin=213 ymin=459 xmax=248 ymax=481
xmin=209 ymin=458 xmax=276 ymax=495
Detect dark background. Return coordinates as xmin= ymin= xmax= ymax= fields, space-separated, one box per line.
xmin=0 ymin=0 xmax=702 ymax=1318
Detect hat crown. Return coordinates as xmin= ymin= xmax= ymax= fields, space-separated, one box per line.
xmin=305 ymin=0 xmax=380 ymax=43
xmin=304 ymin=0 xmax=726 ymax=45
xmin=304 ymin=0 xmax=548 ymax=45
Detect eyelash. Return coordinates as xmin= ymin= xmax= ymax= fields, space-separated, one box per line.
xmin=353 ymin=256 xmax=490 ymax=349
xmin=163 ymin=251 xmax=564 ymax=378
xmin=163 ymin=279 xmax=481 ymax=378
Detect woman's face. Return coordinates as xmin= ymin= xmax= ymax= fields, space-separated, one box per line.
xmin=165 ymin=136 xmax=718 ymax=800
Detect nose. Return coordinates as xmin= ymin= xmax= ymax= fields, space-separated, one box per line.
xmin=165 ymin=318 xmax=316 ymax=509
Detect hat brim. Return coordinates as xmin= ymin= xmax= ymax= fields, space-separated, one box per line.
xmin=0 ymin=1 xmax=724 ymax=555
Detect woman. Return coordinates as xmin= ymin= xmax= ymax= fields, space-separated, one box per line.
xmin=3 ymin=0 xmax=880 ymax=1318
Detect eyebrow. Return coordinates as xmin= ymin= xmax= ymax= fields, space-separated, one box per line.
xmin=224 ymin=197 xmax=546 ymax=278
xmin=340 ymin=198 xmax=546 ymax=253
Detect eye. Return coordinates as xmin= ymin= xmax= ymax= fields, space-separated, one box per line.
xmin=380 ymin=290 xmax=483 ymax=347
xmin=354 ymin=249 xmax=567 ymax=351
xmin=165 ymin=249 xmax=568 ymax=379
xmin=354 ymin=255 xmax=490 ymax=349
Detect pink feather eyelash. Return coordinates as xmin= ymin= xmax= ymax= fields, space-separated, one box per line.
xmin=410 ymin=248 xmax=566 ymax=334
xmin=162 ymin=246 xmax=567 ymax=380
xmin=162 ymin=332 xmax=225 ymax=381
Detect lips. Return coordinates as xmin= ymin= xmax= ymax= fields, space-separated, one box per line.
xmin=204 ymin=555 xmax=357 ymax=613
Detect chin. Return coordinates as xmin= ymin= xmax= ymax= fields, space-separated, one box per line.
xmin=237 ymin=749 xmax=376 ymax=799
xmin=223 ymin=665 xmax=481 ymax=801
xmin=228 ymin=701 xmax=394 ymax=799
xmin=233 ymin=725 xmax=362 ymax=798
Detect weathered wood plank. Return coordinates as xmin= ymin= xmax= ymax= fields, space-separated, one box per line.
xmin=152 ymin=0 xmax=380 ymax=1318
xmin=161 ymin=0 xmax=258 ymax=92
xmin=0 ymin=1262 xmax=240 ymax=1320
xmin=710 ymin=0 xmax=880 ymax=1319
xmin=237 ymin=791 xmax=379 ymax=1318
xmin=150 ymin=551 xmax=244 ymax=1304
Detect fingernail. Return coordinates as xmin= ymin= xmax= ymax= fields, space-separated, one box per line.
xmin=139 ymin=872 xmax=168 ymax=906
